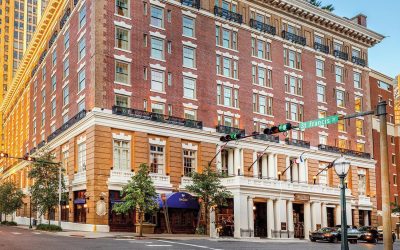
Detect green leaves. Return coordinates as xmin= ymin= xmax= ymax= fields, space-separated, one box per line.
xmin=0 ymin=181 xmax=25 ymax=217
xmin=28 ymin=153 xmax=65 ymax=218
xmin=306 ymin=0 xmax=335 ymax=12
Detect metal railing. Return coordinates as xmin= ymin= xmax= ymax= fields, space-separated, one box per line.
xmin=318 ymin=144 xmax=371 ymax=159
xmin=334 ymin=50 xmax=349 ymax=61
xmin=281 ymin=31 xmax=306 ymax=46
xmin=216 ymin=125 xmax=245 ymax=136
xmin=214 ymin=6 xmax=243 ymax=24
xmin=314 ymin=42 xmax=329 ymax=54
xmin=181 ymin=0 xmax=200 ymax=9
xmin=352 ymin=56 xmax=366 ymax=67
xmin=253 ymin=133 xmax=280 ymax=143
xmin=47 ymin=110 xmax=87 ymax=143
xmin=112 ymin=106 xmax=203 ymax=129
xmin=249 ymin=19 xmax=276 ymax=36
xmin=285 ymin=138 xmax=311 ymax=149
xmin=37 ymin=140 xmax=46 ymax=149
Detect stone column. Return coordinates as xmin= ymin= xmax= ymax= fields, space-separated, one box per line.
xmin=252 ymin=152 xmax=258 ymax=177
xmin=287 ymin=200 xmax=294 ymax=238
xmin=299 ymin=161 xmax=306 ymax=183
xmin=267 ymin=199 xmax=274 ymax=238
xmin=335 ymin=204 xmax=341 ymax=225
xmin=233 ymin=194 xmax=242 ymax=238
xmin=304 ymin=202 xmax=311 ymax=239
xmin=364 ymin=211 xmax=369 ymax=226
xmin=346 ymin=202 xmax=352 ymax=226
xmin=216 ymin=145 xmax=222 ymax=173
xmin=248 ymin=197 xmax=254 ymax=237
xmin=268 ymin=154 xmax=275 ymax=179
xmin=311 ymin=202 xmax=322 ymax=231
xmin=321 ymin=203 xmax=327 ymax=228
xmin=234 ymin=148 xmax=241 ymax=175
xmin=228 ymin=149 xmax=234 ymax=176
xmin=209 ymin=207 xmax=217 ymax=238
xmin=262 ymin=155 xmax=268 ymax=178
xmin=285 ymin=156 xmax=291 ymax=181
xmin=274 ymin=199 xmax=281 ymax=232
xmin=292 ymin=163 xmax=299 ymax=182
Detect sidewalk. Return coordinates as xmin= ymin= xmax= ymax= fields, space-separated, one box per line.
xmin=16 ymin=225 xmax=307 ymax=242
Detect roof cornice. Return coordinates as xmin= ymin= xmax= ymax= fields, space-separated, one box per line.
xmin=257 ymin=0 xmax=384 ymax=47
xmin=1 ymin=0 xmax=66 ymax=114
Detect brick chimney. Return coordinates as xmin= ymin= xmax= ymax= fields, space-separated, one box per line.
xmin=351 ymin=14 xmax=367 ymax=27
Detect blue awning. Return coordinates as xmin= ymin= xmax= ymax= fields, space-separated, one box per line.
xmin=157 ymin=192 xmax=199 ymax=210
xmin=74 ymin=198 xmax=86 ymax=204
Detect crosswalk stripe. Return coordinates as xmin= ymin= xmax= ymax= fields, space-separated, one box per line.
xmin=11 ymin=232 xmax=22 ymax=235
xmin=146 ymin=245 xmax=172 ymax=247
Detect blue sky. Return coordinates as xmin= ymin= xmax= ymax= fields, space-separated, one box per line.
xmin=320 ymin=0 xmax=400 ymax=78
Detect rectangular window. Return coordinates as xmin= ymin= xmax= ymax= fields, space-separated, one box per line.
xmin=52 ymin=51 xmax=57 ymax=67
xmin=394 ymin=175 xmax=398 ymax=186
xmin=284 ymin=75 xmax=302 ymax=96
xmin=284 ymin=49 xmax=301 ymax=69
xmin=78 ymin=99 xmax=85 ymax=112
xmin=63 ymin=85 xmax=69 ymax=106
xmin=78 ymin=69 xmax=86 ymax=92
xmin=182 ymin=16 xmax=195 ymax=38
xmin=183 ymin=77 xmax=196 ymax=99
xmin=319 ymin=135 xmax=327 ymax=145
xmin=317 ymin=84 xmax=326 ymax=102
xmin=392 ymin=155 xmax=396 ymax=165
xmin=285 ymin=102 xmax=303 ymax=122
xmin=115 ymin=61 xmax=130 ymax=84
xmin=316 ymin=59 xmax=324 ymax=77
xmin=41 ymin=111 xmax=45 ymax=126
xmin=42 ymin=67 xmax=46 ymax=81
xmin=41 ymin=89 xmax=46 ymax=104
xmin=338 ymin=119 xmax=346 ymax=132
xmin=358 ymin=173 xmax=366 ymax=196
xmin=183 ymin=149 xmax=196 ymax=176
xmin=116 ymin=0 xmax=129 ymax=17
xmin=33 ymin=120 xmax=37 ymax=134
xmin=64 ymin=30 xmax=70 ymax=50
xmin=151 ymin=102 xmax=165 ymax=114
xmin=151 ymin=69 xmax=164 ymax=92
xmin=151 ymin=37 xmax=164 ymax=60
xmin=115 ymin=94 xmax=129 ymax=108
xmin=253 ymin=94 xmax=273 ymax=115
xmin=335 ymin=66 xmax=343 ymax=83
xmin=51 ymin=75 xmax=56 ymax=92
xmin=78 ymin=38 xmax=86 ymax=61
xmin=150 ymin=5 xmax=164 ymax=28
xmin=115 ymin=27 xmax=130 ymax=51
xmin=51 ymin=99 xmax=56 ymax=117
xmin=378 ymin=80 xmax=390 ymax=91
xmin=355 ymin=95 xmax=362 ymax=112
xmin=113 ymin=140 xmax=130 ymax=170
xmin=354 ymin=72 xmax=362 ymax=89
xmin=356 ymin=143 xmax=365 ymax=152
xmin=223 ymin=87 xmax=232 ymax=106
xmin=336 ymin=90 xmax=345 ymax=107
xmin=338 ymin=139 xmax=347 ymax=149
xmin=63 ymin=58 xmax=69 ymax=78
xmin=184 ymin=109 xmax=197 ymax=120
xmin=79 ymin=4 xmax=87 ymax=29
xmin=150 ymin=144 xmax=164 ymax=174
xmin=77 ymin=143 xmax=86 ymax=172
xmin=216 ymin=26 xmax=238 ymax=50
xmin=183 ymin=46 xmax=196 ymax=68
xmin=318 ymin=110 xmax=327 ymax=127
xmin=356 ymin=119 xmax=364 ymax=136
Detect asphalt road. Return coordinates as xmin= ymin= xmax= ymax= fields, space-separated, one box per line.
xmin=1 ymin=226 xmax=400 ymax=250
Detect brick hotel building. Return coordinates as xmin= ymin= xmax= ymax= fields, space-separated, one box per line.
xmin=0 ymin=0 xmax=385 ymax=237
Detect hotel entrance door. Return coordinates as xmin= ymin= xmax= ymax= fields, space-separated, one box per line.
xmin=293 ymin=203 xmax=304 ymax=238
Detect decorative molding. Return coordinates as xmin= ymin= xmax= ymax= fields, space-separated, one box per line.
xmin=77 ymin=135 xmax=86 ymax=145
xmin=183 ymin=103 xmax=198 ymax=109
xmin=150 ymin=96 xmax=166 ymax=103
xmin=149 ymin=31 xmax=166 ymax=39
xmin=114 ymin=88 xmax=132 ymax=96
xmin=114 ymin=20 xmax=132 ymax=29
xmin=150 ymin=63 xmax=166 ymax=71
xmin=114 ymin=54 xmax=132 ymax=63
xmin=182 ymin=143 xmax=198 ymax=151
xmin=149 ymin=138 xmax=166 ymax=146
xmin=112 ymin=132 xmax=132 ymax=141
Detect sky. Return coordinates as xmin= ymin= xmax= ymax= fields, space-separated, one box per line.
xmin=320 ymin=0 xmax=400 ymax=78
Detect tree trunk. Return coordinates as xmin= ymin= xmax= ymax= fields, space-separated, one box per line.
xmin=139 ymin=212 xmax=144 ymax=237
xmin=48 ymin=209 xmax=51 ymax=226
xmin=196 ymin=204 xmax=202 ymax=232
xmin=205 ymin=202 xmax=208 ymax=235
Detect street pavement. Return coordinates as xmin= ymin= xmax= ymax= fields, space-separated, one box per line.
xmin=1 ymin=226 xmax=400 ymax=250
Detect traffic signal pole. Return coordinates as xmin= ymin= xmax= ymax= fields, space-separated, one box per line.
xmin=377 ymin=101 xmax=392 ymax=250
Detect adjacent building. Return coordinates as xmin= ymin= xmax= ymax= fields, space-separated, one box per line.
xmin=0 ymin=0 xmax=385 ymax=237
xmin=369 ymin=70 xmax=400 ymax=231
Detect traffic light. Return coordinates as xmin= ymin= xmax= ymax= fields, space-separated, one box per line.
xmin=220 ymin=132 xmax=243 ymax=142
xmin=23 ymin=155 xmax=36 ymax=162
xmin=263 ymin=123 xmax=293 ymax=135
xmin=0 ymin=152 xmax=9 ymax=158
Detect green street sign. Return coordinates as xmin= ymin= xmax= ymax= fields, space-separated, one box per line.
xmin=299 ymin=115 xmax=339 ymax=130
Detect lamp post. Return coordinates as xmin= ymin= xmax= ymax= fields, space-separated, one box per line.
xmin=29 ymin=193 xmax=32 ymax=229
xmin=333 ymin=156 xmax=351 ymax=250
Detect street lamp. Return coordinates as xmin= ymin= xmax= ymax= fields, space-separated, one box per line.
xmin=333 ymin=156 xmax=351 ymax=250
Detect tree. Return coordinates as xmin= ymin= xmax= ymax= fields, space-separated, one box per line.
xmin=305 ymin=0 xmax=335 ymax=12
xmin=0 ymin=181 xmax=24 ymax=222
xmin=186 ymin=165 xmax=232 ymax=235
xmin=391 ymin=202 xmax=400 ymax=213
xmin=28 ymin=153 xmax=65 ymax=225
xmin=113 ymin=163 xmax=158 ymax=237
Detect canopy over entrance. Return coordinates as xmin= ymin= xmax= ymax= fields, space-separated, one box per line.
xmin=157 ymin=192 xmax=199 ymax=209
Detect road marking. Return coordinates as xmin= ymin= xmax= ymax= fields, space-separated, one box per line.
xmin=158 ymin=240 xmax=223 ymax=250
xmin=115 ymin=238 xmax=135 ymax=241
xmin=146 ymin=245 xmax=172 ymax=247
xmin=33 ymin=232 xmax=41 ymax=235
xmin=11 ymin=232 xmax=22 ymax=235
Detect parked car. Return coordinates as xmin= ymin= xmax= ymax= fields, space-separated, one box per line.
xmin=358 ymin=226 xmax=379 ymax=243
xmin=334 ymin=225 xmax=359 ymax=244
xmin=377 ymin=226 xmax=396 ymax=242
xmin=310 ymin=227 xmax=339 ymax=243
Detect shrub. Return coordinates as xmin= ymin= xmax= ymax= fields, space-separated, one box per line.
xmin=0 ymin=221 xmax=17 ymax=226
xmin=36 ymin=224 xmax=62 ymax=232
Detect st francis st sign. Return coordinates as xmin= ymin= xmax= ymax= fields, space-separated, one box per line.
xmin=299 ymin=115 xmax=339 ymax=130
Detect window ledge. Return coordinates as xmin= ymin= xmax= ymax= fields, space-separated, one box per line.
xmin=284 ymin=65 xmax=302 ymax=72
xmin=216 ymin=74 xmax=239 ymax=81
xmin=254 ymin=112 xmax=274 ymax=118
xmin=251 ymin=55 xmax=272 ymax=63
xmin=217 ymin=104 xmax=240 ymax=110
xmin=150 ymin=24 xmax=165 ymax=31
xmin=150 ymin=57 xmax=166 ymax=63
xmin=182 ymin=35 xmax=196 ymax=40
xmin=114 ymin=81 xmax=132 ymax=87
xmin=115 ymin=47 xmax=132 ymax=54
xmin=150 ymin=89 xmax=166 ymax=95
xmin=114 ymin=13 xmax=132 ymax=20
xmin=216 ymin=45 xmax=239 ymax=53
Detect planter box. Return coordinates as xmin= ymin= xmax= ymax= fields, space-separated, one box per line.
xmin=135 ymin=223 xmax=156 ymax=234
